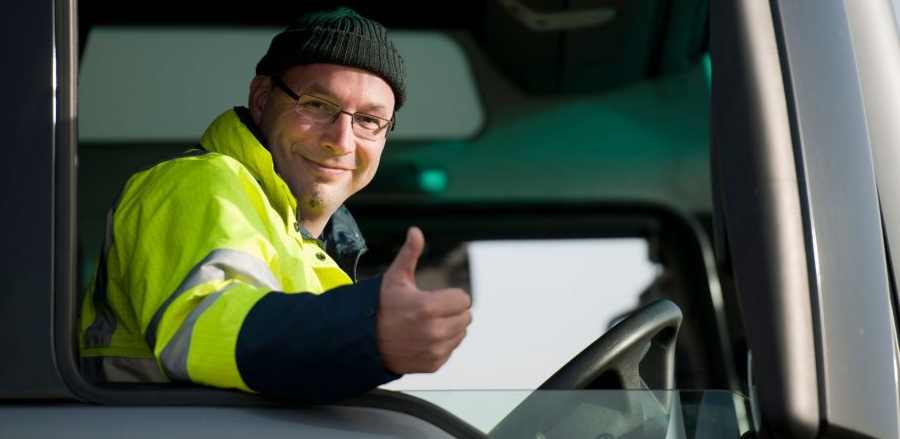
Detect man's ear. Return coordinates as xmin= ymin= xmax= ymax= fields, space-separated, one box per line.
xmin=248 ymin=75 xmax=272 ymax=126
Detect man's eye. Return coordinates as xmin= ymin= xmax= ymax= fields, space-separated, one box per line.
xmin=298 ymin=97 xmax=334 ymax=113
xmin=355 ymin=114 xmax=384 ymax=129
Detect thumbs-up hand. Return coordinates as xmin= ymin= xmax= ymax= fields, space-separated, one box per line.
xmin=377 ymin=227 xmax=473 ymax=374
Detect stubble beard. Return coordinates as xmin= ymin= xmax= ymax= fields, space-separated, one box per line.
xmin=300 ymin=176 xmax=327 ymax=215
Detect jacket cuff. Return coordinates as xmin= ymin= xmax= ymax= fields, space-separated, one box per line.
xmin=235 ymin=276 xmax=401 ymax=403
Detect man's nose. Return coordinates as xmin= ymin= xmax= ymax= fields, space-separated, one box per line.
xmin=321 ymin=112 xmax=356 ymax=155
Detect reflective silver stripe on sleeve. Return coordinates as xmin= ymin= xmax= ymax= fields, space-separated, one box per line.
xmin=157 ymin=286 xmax=231 ymax=381
xmin=145 ymin=248 xmax=282 ymax=350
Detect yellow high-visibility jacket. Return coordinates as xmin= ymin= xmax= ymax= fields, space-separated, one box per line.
xmin=80 ymin=107 xmax=396 ymax=402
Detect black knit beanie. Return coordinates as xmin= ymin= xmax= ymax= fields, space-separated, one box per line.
xmin=256 ymin=7 xmax=408 ymax=110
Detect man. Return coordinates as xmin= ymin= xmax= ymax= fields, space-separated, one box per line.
xmin=79 ymin=7 xmax=472 ymax=403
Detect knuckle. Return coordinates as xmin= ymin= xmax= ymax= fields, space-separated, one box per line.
xmin=425 ymin=321 xmax=445 ymax=343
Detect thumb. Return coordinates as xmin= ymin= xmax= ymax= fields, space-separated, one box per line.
xmin=387 ymin=226 xmax=425 ymax=281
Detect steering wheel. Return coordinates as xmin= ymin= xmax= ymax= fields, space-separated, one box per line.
xmin=490 ymin=299 xmax=683 ymax=439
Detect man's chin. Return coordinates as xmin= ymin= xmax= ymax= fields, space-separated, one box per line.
xmin=297 ymin=190 xmax=343 ymax=217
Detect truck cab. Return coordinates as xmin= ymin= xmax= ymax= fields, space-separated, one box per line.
xmin=2 ymin=1 xmax=899 ymax=438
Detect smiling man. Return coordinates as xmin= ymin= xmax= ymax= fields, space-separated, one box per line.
xmin=79 ymin=7 xmax=472 ymax=402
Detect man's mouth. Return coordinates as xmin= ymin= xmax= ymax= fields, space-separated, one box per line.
xmin=303 ymin=157 xmax=352 ymax=175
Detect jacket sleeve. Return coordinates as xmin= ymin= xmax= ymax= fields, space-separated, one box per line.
xmin=117 ymin=154 xmax=397 ymax=401
xmin=236 ymin=276 xmax=401 ymax=403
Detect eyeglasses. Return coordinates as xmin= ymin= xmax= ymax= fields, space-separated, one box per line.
xmin=271 ymin=75 xmax=395 ymax=140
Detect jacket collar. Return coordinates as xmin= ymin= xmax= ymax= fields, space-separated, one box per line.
xmin=199 ymin=107 xmax=293 ymax=215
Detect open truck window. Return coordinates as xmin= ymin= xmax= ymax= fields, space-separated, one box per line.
xmin=72 ymin=22 xmax=734 ymax=431
xmin=70 ymin=3 xmax=741 ymax=434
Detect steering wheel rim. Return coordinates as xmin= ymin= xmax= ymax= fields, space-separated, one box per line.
xmin=541 ymin=298 xmax=682 ymax=391
xmin=490 ymin=299 xmax=683 ymax=439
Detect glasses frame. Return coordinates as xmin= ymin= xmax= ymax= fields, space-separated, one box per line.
xmin=270 ymin=75 xmax=396 ymax=140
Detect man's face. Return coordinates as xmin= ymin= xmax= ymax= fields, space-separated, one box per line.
xmin=251 ymin=64 xmax=395 ymax=220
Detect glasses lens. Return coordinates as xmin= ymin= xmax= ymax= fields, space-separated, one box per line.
xmin=352 ymin=114 xmax=391 ymax=140
xmin=295 ymin=95 xmax=340 ymax=123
